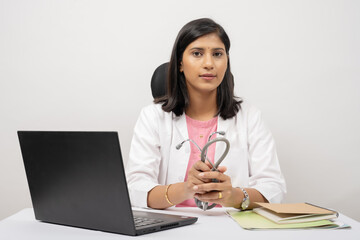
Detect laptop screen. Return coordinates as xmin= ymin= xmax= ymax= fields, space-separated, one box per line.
xmin=18 ymin=131 xmax=136 ymax=234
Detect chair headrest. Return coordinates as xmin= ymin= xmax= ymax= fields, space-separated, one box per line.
xmin=151 ymin=62 xmax=169 ymax=99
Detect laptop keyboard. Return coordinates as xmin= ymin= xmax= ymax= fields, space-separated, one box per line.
xmin=133 ymin=216 xmax=164 ymax=227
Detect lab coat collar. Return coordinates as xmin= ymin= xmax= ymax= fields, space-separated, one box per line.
xmin=174 ymin=113 xmax=231 ymax=140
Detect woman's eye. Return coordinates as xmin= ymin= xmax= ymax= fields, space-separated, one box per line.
xmin=192 ymin=51 xmax=202 ymax=57
xmin=213 ymin=52 xmax=223 ymax=57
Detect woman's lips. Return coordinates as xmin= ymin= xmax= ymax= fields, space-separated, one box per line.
xmin=200 ymin=74 xmax=216 ymax=80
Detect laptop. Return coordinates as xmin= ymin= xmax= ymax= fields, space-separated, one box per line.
xmin=17 ymin=131 xmax=197 ymax=236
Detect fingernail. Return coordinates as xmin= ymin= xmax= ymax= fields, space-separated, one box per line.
xmin=193 ymin=186 xmax=198 ymax=190
xmin=199 ymin=173 xmax=204 ymax=177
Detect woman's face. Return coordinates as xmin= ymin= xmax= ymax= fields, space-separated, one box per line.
xmin=180 ymin=33 xmax=228 ymax=96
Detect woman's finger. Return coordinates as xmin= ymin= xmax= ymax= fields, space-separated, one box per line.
xmin=217 ymin=166 xmax=227 ymax=173
xmin=194 ymin=191 xmax=222 ymax=201
xmin=192 ymin=160 xmax=211 ymax=172
xmin=193 ymin=182 xmax=224 ymax=192
xmin=198 ymin=171 xmax=229 ymax=182
xmin=188 ymin=174 xmax=211 ymax=185
xmin=188 ymin=168 xmax=211 ymax=184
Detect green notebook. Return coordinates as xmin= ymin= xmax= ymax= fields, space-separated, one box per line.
xmin=226 ymin=210 xmax=340 ymax=230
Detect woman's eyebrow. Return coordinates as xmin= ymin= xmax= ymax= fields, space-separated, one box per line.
xmin=189 ymin=47 xmax=204 ymax=51
xmin=189 ymin=47 xmax=225 ymax=51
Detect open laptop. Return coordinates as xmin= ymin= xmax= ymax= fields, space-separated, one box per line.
xmin=17 ymin=131 xmax=197 ymax=236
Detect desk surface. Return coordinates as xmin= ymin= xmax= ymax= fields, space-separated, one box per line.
xmin=0 ymin=208 xmax=359 ymax=240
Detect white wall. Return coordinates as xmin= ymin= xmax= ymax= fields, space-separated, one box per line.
xmin=1 ymin=0 xmax=359 ymax=221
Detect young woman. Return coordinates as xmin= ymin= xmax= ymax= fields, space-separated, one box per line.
xmin=126 ymin=18 xmax=286 ymax=210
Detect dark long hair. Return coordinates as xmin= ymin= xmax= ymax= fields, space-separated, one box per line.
xmin=155 ymin=18 xmax=242 ymax=120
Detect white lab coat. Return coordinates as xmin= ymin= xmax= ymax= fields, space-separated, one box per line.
xmin=125 ymin=102 xmax=286 ymax=208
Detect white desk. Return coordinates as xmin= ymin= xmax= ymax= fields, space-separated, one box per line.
xmin=0 ymin=208 xmax=359 ymax=240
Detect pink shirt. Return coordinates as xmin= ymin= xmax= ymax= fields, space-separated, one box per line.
xmin=176 ymin=115 xmax=218 ymax=207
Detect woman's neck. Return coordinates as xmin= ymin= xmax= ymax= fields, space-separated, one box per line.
xmin=185 ymin=91 xmax=218 ymax=121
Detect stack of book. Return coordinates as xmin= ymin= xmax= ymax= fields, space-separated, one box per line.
xmin=227 ymin=202 xmax=350 ymax=230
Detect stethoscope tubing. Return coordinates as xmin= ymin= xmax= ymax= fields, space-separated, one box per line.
xmin=196 ymin=137 xmax=230 ymax=210
xmin=176 ymin=132 xmax=230 ymax=211
xmin=201 ymin=137 xmax=230 ymax=169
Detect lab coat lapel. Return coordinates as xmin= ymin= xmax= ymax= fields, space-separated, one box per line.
xmin=215 ymin=116 xmax=231 ymax=163
xmin=167 ymin=113 xmax=189 ymax=184
xmin=174 ymin=113 xmax=189 ymax=140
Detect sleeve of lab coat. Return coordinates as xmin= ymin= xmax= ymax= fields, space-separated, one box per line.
xmin=246 ymin=106 xmax=287 ymax=203
xmin=125 ymin=105 xmax=162 ymax=208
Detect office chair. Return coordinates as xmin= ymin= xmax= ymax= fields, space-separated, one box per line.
xmin=151 ymin=62 xmax=169 ymax=99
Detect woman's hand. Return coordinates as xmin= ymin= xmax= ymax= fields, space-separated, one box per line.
xmin=183 ymin=160 xmax=214 ymax=199
xmin=192 ymin=166 xmax=243 ymax=208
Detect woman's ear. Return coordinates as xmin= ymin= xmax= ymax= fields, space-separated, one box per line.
xmin=179 ymin=62 xmax=183 ymax=72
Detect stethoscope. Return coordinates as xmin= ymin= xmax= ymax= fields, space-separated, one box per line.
xmin=176 ymin=131 xmax=230 ymax=211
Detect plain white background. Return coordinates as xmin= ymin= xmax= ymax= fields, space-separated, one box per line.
xmin=0 ymin=0 xmax=359 ymax=222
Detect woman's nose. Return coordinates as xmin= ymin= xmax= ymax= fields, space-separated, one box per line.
xmin=202 ymin=53 xmax=214 ymax=70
